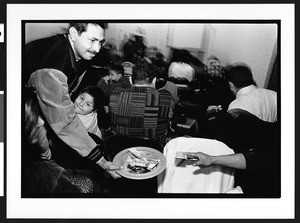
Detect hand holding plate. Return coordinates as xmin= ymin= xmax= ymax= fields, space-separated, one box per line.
xmin=103 ymin=161 xmax=123 ymax=179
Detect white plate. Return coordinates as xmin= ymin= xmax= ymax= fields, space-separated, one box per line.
xmin=113 ymin=146 xmax=166 ymax=180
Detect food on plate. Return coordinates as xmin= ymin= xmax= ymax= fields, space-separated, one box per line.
xmin=126 ymin=148 xmax=160 ymax=174
xmin=128 ymin=148 xmax=147 ymax=162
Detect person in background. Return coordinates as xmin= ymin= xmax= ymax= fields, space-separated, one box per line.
xmin=97 ymin=63 xmax=131 ymax=98
xmin=153 ymin=59 xmax=179 ymax=104
xmin=168 ymin=49 xmax=195 ymax=83
xmin=206 ymin=55 xmax=223 ymax=78
xmin=122 ymin=34 xmax=137 ymax=63
xmin=25 ymin=22 xmax=122 ymax=178
xmin=227 ymin=62 xmax=277 ymax=122
xmin=122 ymin=28 xmax=151 ymax=65
xmin=109 ymin=61 xmax=174 ymax=145
xmin=205 ymin=57 xmax=235 ymax=114
xmin=74 ymin=86 xmax=106 ymax=139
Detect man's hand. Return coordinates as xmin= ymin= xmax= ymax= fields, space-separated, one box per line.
xmin=184 ymin=152 xmax=213 ymax=167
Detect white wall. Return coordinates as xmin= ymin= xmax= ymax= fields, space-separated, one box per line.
xmin=25 ymin=23 xmax=277 ymax=87
xmin=25 ymin=23 xmax=172 ymax=58
xmin=25 ymin=23 xmax=69 ymax=44
xmin=104 ymin=23 xmax=170 ymax=58
xmin=207 ymin=24 xmax=277 ymax=87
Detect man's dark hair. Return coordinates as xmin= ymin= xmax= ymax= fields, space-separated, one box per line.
xmin=132 ymin=61 xmax=151 ymax=84
xmin=171 ymin=49 xmax=192 ymax=64
xmin=109 ymin=64 xmax=124 ymax=76
xmin=227 ymin=63 xmax=256 ymax=88
xmin=69 ymin=22 xmax=108 ymax=35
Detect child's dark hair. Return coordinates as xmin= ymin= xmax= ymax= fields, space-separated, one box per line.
xmin=132 ymin=61 xmax=155 ymax=84
xmin=78 ymin=86 xmax=106 ymax=112
xmin=109 ymin=63 xmax=124 ymax=76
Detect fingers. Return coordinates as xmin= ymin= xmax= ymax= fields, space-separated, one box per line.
xmin=193 ymin=161 xmax=201 ymax=166
xmin=107 ymin=170 xmax=122 ymax=179
xmin=103 ymin=162 xmax=123 ymax=179
xmin=103 ymin=161 xmax=123 ymax=170
xmin=107 ymin=165 xmax=123 ymax=171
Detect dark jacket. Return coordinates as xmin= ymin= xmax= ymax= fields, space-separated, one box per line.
xmin=25 ymin=34 xmax=81 ymax=89
xmin=206 ymin=109 xmax=280 ymax=197
xmin=25 ymin=34 xmax=103 ymax=164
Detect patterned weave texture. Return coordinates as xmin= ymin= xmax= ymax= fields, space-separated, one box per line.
xmin=110 ymin=86 xmax=173 ymax=143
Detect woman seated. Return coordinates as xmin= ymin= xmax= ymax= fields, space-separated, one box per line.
xmin=23 ymin=87 xmax=84 ymax=195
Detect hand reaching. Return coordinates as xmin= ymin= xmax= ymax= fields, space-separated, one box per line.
xmin=184 ymin=151 xmax=213 ymax=167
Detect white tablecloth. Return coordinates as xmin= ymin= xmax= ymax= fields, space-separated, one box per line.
xmin=157 ymin=137 xmax=235 ymax=193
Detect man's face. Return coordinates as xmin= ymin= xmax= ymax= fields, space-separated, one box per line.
xmin=72 ymin=24 xmax=105 ymax=60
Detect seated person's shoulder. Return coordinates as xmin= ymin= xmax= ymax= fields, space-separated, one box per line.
xmin=227 ymin=108 xmax=256 ymax=120
xmin=227 ymin=109 xmax=277 ymax=129
xmin=264 ymin=88 xmax=277 ymax=96
xmin=159 ymin=88 xmax=172 ymax=96
xmin=112 ymin=85 xmax=134 ymax=94
xmin=110 ymin=86 xmax=124 ymax=94
xmin=158 ymin=89 xmax=174 ymax=104
xmin=119 ymin=76 xmax=132 ymax=87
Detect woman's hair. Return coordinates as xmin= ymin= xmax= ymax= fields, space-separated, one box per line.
xmin=24 ymin=87 xmax=41 ymax=142
xmin=78 ymin=86 xmax=106 ymax=112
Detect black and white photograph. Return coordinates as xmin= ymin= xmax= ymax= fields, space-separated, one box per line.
xmin=21 ymin=21 xmax=279 ymax=198
xmin=2 ymin=3 xmax=296 ymax=221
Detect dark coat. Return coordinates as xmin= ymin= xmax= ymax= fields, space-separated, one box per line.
xmin=25 ymin=34 xmax=86 ymax=91
xmin=206 ymin=109 xmax=280 ymax=197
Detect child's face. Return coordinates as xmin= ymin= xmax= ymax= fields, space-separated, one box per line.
xmin=110 ymin=70 xmax=121 ymax=81
xmin=74 ymin=92 xmax=94 ymax=115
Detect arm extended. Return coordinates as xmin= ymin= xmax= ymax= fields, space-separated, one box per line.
xmin=185 ymin=151 xmax=246 ymax=169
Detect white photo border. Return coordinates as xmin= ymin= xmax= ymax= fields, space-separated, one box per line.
xmin=7 ymin=4 xmax=295 ymax=219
